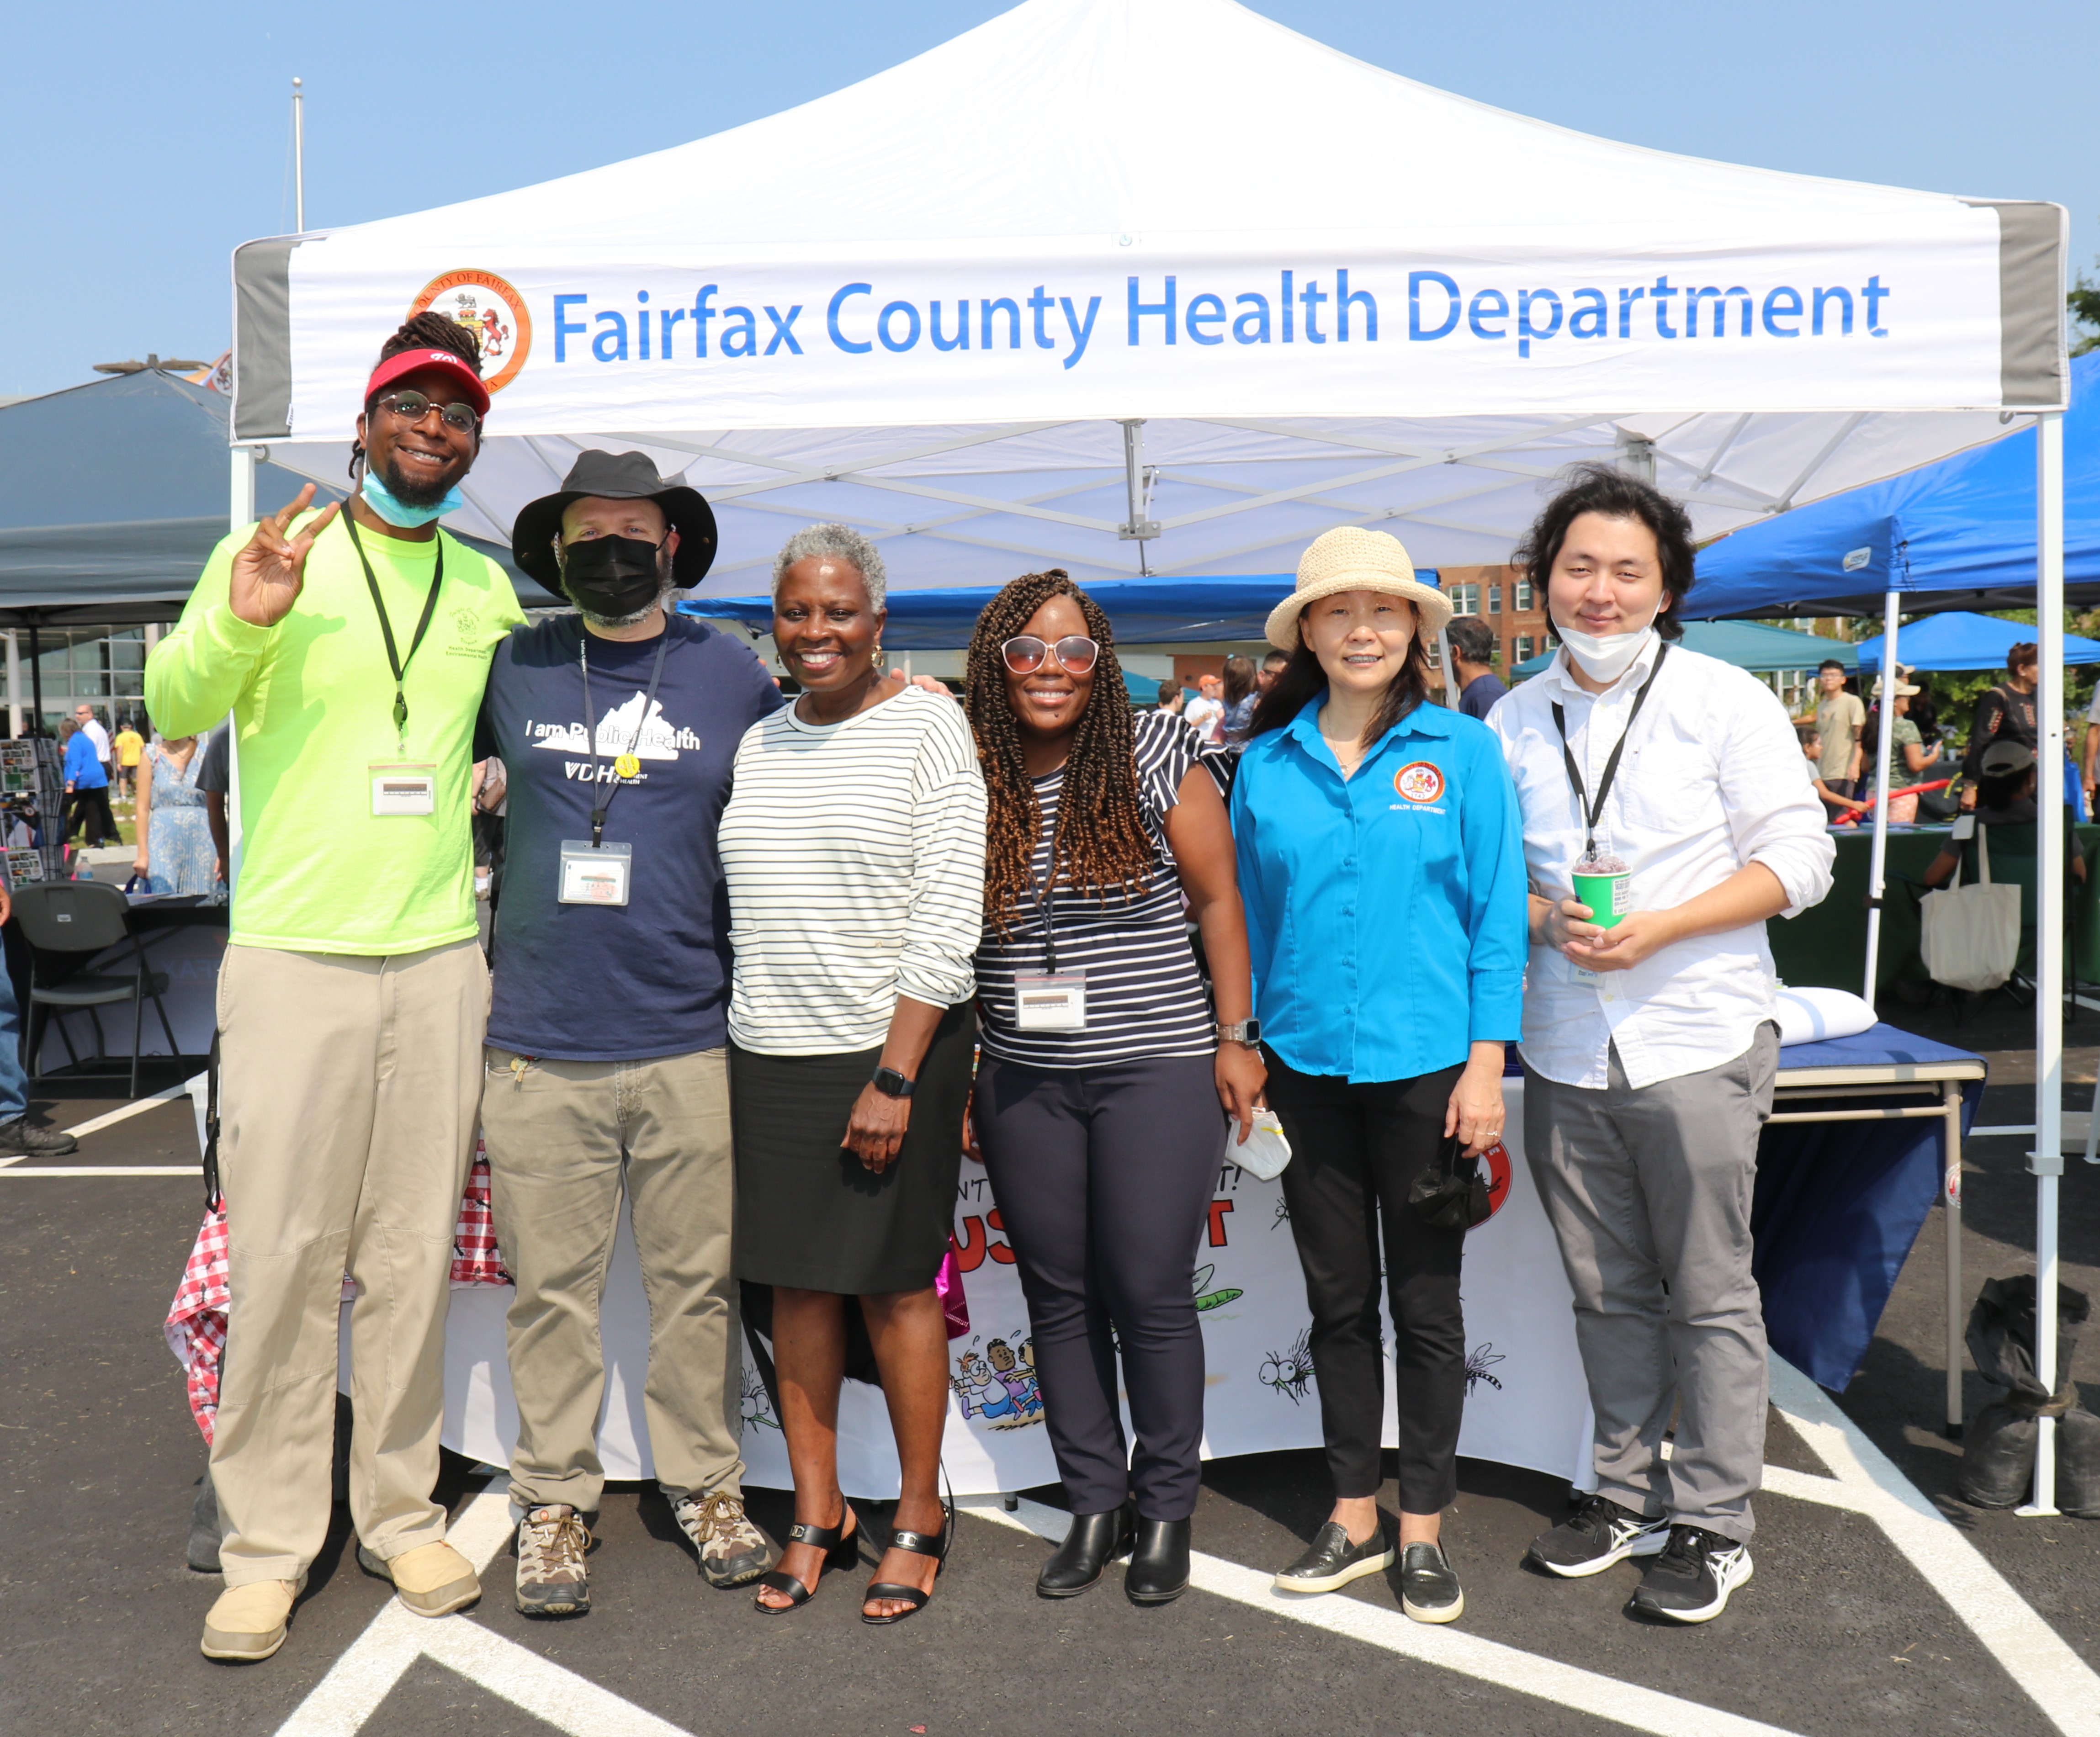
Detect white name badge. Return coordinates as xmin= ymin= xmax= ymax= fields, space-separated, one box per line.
xmin=558 ymin=839 xmax=633 ymax=906
xmin=370 ymin=762 xmax=436 ymax=817
xmin=1013 ymin=970 xmax=1087 ymax=1031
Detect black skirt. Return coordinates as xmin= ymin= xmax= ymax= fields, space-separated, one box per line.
xmin=731 ymin=1001 xmax=975 ymax=1295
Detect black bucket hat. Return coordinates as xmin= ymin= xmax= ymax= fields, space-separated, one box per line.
xmin=511 ymin=450 xmax=718 ymax=589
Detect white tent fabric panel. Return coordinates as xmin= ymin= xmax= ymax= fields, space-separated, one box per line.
xmin=235 ymin=0 xmax=2063 ymax=594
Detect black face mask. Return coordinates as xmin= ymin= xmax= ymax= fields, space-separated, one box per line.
xmin=561 ymin=535 xmax=665 ymax=619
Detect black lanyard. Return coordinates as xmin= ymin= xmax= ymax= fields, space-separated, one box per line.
xmin=577 ymin=626 xmax=672 ymax=847
xmin=342 ymin=511 xmax=445 ymax=747
xmin=1549 ymin=643 xmax=1670 ymax=859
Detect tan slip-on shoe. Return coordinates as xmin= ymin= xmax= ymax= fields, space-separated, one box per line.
xmin=356 ymin=1540 xmax=481 ymax=1617
xmin=200 ymin=1575 xmax=305 ymax=1663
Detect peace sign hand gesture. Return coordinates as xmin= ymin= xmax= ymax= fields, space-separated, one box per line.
xmin=228 ymin=484 xmax=342 ymax=628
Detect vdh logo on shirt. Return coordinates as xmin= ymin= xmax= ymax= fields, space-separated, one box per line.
xmin=528 ymin=694 xmax=702 ymax=767
xmin=1393 ymin=761 xmax=1445 ymax=804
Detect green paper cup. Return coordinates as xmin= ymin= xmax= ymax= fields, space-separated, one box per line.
xmin=1571 ymin=868 xmax=1631 ymax=930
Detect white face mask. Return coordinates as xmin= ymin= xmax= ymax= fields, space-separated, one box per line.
xmin=1554 ymin=618 xmax=1657 ymax=686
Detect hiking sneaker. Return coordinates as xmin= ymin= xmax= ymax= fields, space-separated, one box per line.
xmin=1628 ymin=1524 xmax=1753 ymax=1624
xmin=1399 ymin=1541 xmax=1464 ymax=1623
xmin=673 ymin=1489 xmax=774 ymax=1589
xmin=1527 ymin=1492 xmax=1671 ymax=1578
xmin=200 ymin=1575 xmax=304 ymax=1663
xmin=514 ymin=1505 xmax=592 ymax=1618
xmin=1273 ymin=1520 xmax=1395 ymax=1594
xmin=0 ymin=1117 xmax=76 ymax=1158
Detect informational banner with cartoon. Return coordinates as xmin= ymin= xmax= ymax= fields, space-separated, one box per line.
xmin=441 ymin=1081 xmax=1596 ymax=1497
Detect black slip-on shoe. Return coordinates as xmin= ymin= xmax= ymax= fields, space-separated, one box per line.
xmin=1038 ymin=1507 xmax=1135 ymax=1598
xmin=1125 ymin=1517 xmax=1190 ymax=1605
xmin=1527 ymin=1492 xmax=1671 ymax=1578
xmin=1628 ymin=1524 xmax=1753 ymax=1624
xmin=1273 ymin=1520 xmax=1395 ymax=1594
xmin=1399 ymin=1541 xmax=1464 ymax=1623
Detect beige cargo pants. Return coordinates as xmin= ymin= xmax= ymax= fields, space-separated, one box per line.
xmin=210 ymin=937 xmax=488 ymax=1587
xmin=480 ymin=1047 xmax=743 ymax=1516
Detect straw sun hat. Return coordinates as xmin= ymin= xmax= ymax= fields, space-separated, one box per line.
xmin=1264 ymin=526 xmax=1453 ymax=653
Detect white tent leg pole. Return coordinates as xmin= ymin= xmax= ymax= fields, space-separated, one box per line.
xmin=230 ymin=445 xmax=255 ymax=533
xmin=1862 ymin=591 xmax=1900 ymax=1004
xmin=1437 ymin=627 xmax=1459 ymax=708
xmin=2021 ymin=409 xmax=2065 ymax=1518
xmin=4 ymin=631 xmax=19 ymax=739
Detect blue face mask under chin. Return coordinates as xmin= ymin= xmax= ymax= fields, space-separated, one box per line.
xmin=360 ymin=464 xmax=463 ymax=528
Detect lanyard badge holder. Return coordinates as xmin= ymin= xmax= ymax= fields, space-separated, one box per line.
xmin=1013 ymin=870 xmax=1086 ymax=1031
xmin=346 ymin=513 xmax=446 ymax=818
xmin=558 ymin=627 xmax=671 ymax=908
xmin=1550 ymin=643 xmax=1668 ymax=976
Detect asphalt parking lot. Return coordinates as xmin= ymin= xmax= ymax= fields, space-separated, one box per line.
xmin=3 ymin=1049 xmax=2095 ymax=1737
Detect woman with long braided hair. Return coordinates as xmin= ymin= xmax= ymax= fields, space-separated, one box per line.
xmin=965 ymin=570 xmax=1264 ymax=1606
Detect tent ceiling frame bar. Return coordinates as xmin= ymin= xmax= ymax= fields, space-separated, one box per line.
xmin=608 ymin=422 xmax=1080 ymax=498
xmin=1773 ymin=412 xmax=1869 ymax=513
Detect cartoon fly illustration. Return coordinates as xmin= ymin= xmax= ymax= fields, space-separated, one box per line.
xmin=738 ymin=1362 xmax=780 ymax=1431
xmin=1463 ymin=1343 xmax=1506 ymax=1394
xmin=1192 ymin=1263 xmax=1243 ymax=1312
xmin=1258 ymin=1329 xmax=1316 ymax=1405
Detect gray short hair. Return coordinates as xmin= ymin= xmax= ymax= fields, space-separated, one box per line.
xmin=771 ymin=524 xmax=887 ymax=612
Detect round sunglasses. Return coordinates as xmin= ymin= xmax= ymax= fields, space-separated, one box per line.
xmin=1001 ymin=634 xmax=1100 ymax=675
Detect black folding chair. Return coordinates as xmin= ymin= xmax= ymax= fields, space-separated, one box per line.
xmin=12 ymin=880 xmax=176 ymax=1098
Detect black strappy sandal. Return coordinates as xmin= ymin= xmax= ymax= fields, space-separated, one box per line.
xmin=752 ymin=1504 xmax=861 ymax=1615
xmin=861 ymin=1505 xmax=953 ymax=1626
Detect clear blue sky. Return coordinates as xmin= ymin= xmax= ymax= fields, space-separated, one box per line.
xmin=4 ymin=0 xmax=2090 ymax=398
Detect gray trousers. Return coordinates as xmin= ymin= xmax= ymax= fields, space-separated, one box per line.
xmin=1522 ymin=1024 xmax=1778 ymax=1543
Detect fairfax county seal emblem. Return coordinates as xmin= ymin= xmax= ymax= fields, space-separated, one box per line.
xmin=1393 ymin=760 xmax=1444 ymax=804
xmin=408 ymin=270 xmax=533 ymax=394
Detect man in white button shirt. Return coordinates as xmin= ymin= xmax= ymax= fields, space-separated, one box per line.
xmin=1486 ymin=467 xmax=1833 ymax=1625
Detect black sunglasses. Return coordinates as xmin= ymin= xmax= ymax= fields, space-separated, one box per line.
xmin=374 ymin=390 xmax=481 ymax=435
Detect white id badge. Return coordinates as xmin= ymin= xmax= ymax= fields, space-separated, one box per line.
xmin=370 ymin=762 xmax=436 ymax=816
xmin=1013 ymin=970 xmax=1087 ymax=1030
xmin=558 ymin=840 xmax=632 ymax=906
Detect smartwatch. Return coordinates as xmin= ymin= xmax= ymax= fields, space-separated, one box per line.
xmin=1216 ymin=1018 xmax=1262 ymax=1046
xmin=871 ymin=1065 xmax=916 ymax=1099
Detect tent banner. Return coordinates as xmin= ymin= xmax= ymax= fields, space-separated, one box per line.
xmin=440 ymin=1080 xmax=1595 ymax=1495
xmin=286 ymin=226 xmax=2012 ymax=439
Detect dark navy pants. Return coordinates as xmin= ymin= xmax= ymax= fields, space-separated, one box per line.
xmin=974 ymin=1052 xmax=1225 ymax=1520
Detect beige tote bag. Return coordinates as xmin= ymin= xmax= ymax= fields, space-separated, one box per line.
xmin=1920 ymin=825 xmax=2021 ymax=993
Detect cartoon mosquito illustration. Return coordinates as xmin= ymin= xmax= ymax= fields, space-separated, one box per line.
xmin=1192 ymin=1263 xmax=1243 ymax=1312
xmin=1463 ymin=1343 xmax=1506 ymax=1394
xmin=1258 ymin=1329 xmax=1316 ymax=1404
xmin=739 ymin=1363 xmax=780 ymax=1430
xmin=1271 ymin=1196 xmax=1292 ymax=1230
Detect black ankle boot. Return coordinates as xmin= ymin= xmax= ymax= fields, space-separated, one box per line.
xmin=1037 ymin=1507 xmax=1134 ymax=1598
xmin=1125 ymin=1517 xmax=1191 ymax=1605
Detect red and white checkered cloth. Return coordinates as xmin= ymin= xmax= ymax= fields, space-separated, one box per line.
xmin=164 ymin=1140 xmax=511 ymax=1445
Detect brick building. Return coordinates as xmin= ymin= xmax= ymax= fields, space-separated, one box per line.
xmin=1438 ymin=563 xmax=1553 ymax=675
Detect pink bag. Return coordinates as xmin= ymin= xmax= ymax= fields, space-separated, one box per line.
xmin=936 ymin=1238 xmax=970 ymax=1340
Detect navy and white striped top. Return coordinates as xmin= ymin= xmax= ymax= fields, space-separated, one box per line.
xmin=975 ymin=709 xmax=1222 ymax=1069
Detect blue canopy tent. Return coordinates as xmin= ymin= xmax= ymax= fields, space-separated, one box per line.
xmin=679 ymin=572 xmax=1417 ymax=650
xmin=1689 ymin=351 xmax=2100 ymax=624
xmin=1511 ymin=618 xmax=1855 ymax=680
xmin=1853 ymin=610 xmax=2100 ymax=673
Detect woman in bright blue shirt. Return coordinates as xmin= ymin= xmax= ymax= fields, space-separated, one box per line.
xmin=1230 ymin=527 xmax=1527 ymax=1624
xmin=61 ymin=721 xmax=118 ymax=847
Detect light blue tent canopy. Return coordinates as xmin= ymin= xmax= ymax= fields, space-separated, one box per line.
xmin=1512 ymin=618 xmax=1855 ymax=678
xmin=1855 ymin=610 xmax=2100 ymax=673
xmin=1687 ymin=351 xmax=2100 ymax=621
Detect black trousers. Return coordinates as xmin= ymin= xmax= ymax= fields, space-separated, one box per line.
xmin=1265 ymin=1054 xmax=1467 ymax=1512
xmin=67 ymin=786 xmax=117 ymax=846
xmin=974 ymin=1052 xmax=1225 ymax=1520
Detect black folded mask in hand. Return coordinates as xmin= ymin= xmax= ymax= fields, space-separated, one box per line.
xmin=1407 ymin=1131 xmax=1493 ymax=1231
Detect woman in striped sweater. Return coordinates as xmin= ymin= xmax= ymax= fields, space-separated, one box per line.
xmin=964 ymin=571 xmax=1265 ymax=1606
xmin=718 ymin=525 xmax=987 ymax=1627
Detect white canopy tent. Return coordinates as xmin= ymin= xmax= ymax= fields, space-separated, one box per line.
xmin=224 ymin=0 xmax=2073 ymax=1504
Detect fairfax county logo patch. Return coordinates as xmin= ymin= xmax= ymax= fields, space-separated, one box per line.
xmin=408 ymin=270 xmax=532 ymax=394
xmin=1394 ymin=760 xmax=1445 ymax=804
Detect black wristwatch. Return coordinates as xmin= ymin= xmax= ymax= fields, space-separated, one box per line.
xmin=871 ymin=1065 xmax=916 ymax=1099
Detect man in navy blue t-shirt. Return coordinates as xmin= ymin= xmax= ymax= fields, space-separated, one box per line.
xmin=476 ymin=451 xmax=783 ymax=1617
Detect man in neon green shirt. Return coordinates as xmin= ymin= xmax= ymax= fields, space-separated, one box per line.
xmin=148 ymin=313 xmax=524 ymax=1664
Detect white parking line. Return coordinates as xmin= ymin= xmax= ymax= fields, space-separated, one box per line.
xmin=966 ymin=1495 xmax=1799 ymax=1737
xmin=0 ymin=1165 xmax=196 ymax=1177
xmin=63 ymin=1080 xmax=191 ymax=1138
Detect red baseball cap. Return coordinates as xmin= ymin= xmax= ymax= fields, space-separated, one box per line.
xmin=362 ymin=347 xmax=491 ymax=418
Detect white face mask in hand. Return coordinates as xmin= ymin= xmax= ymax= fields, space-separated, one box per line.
xmin=1554 ymin=618 xmax=1657 ymax=686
